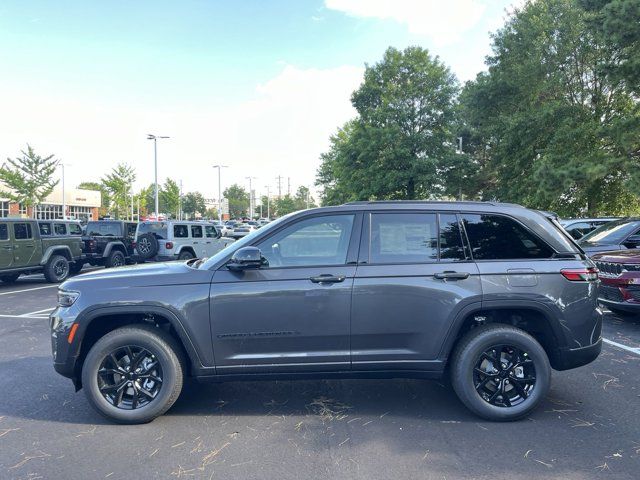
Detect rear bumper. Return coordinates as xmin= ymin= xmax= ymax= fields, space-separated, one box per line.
xmin=554 ymin=338 xmax=602 ymax=371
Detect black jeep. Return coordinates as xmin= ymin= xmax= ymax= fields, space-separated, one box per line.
xmin=78 ymin=220 xmax=138 ymax=270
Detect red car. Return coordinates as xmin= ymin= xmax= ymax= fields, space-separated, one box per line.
xmin=592 ymin=249 xmax=640 ymax=316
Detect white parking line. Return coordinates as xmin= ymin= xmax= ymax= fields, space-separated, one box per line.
xmin=0 ymin=285 xmax=58 ymax=296
xmin=603 ymin=338 xmax=640 ymax=356
xmin=0 ymin=314 xmax=47 ymax=319
xmin=20 ymin=307 xmax=55 ymax=316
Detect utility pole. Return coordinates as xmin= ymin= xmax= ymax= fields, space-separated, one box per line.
xmin=306 ymin=187 xmax=310 ymax=209
xmin=130 ymin=182 xmax=134 ymax=221
xmin=61 ymin=163 xmax=66 ymax=220
xmin=179 ymin=180 xmax=183 ymax=220
xmin=213 ymin=165 xmax=228 ymax=223
xmin=245 ymin=176 xmax=256 ymax=219
xmin=276 ymin=176 xmax=282 ymax=199
xmin=147 ymin=134 xmax=170 ymax=218
xmin=265 ymin=185 xmax=271 ymax=219
xmin=287 ymin=177 xmax=290 ymax=196
xmin=457 ymin=136 xmax=464 ymax=201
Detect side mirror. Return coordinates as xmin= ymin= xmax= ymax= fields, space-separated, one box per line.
xmin=227 ymin=246 xmax=265 ymax=271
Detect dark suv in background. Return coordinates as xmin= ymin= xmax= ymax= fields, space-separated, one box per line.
xmin=50 ymin=201 xmax=601 ymax=424
xmin=592 ymin=249 xmax=640 ymax=317
xmin=579 ymin=217 xmax=640 ymax=255
xmin=77 ymin=220 xmax=137 ymax=270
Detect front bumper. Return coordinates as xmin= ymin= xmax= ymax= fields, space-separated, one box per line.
xmin=598 ymin=276 xmax=640 ymax=312
xmin=50 ymin=306 xmax=81 ymax=380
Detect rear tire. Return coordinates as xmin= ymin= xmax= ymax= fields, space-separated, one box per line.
xmin=450 ymin=324 xmax=551 ymax=421
xmin=81 ymin=325 xmax=185 ymax=424
xmin=0 ymin=273 xmax=20 ymax=283
xmin=44 ymin=255 xmax=70 ymax=283
xmin=105 ymin=250 xmax=125 ymax=268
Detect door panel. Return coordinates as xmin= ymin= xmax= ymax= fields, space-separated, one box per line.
xmin=0 ymin=223 xmax=13 ymax=268
xmin=12 ymin=223 xmax=39 ymax=267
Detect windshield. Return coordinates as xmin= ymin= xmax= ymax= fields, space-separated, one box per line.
xmin=85 ymin=221 xmax=121 ymax=237
xmin=199 ymin=212 xmax=297 ymax=270
xmin=580 ymin=218 xmax=639 ymax=245
xmin=137 ymin=222 xmax=168 ymax=239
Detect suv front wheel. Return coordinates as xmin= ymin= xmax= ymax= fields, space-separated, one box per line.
xmin=450 ymin=324 xmax=551 ymax=421
xmin=81 ymin=325 xmax=184 ymax=424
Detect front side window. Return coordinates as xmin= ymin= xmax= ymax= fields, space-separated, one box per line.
xmin=54 ymin=223 xmax=67 ymax=235
xmin=257 ymin=214 xmax=355 ymax=267
xmin=461 ymin=214 xmax=553 ymax=260
xmin=0 ymin=223 xmax=8 ymax=240
xmin=174 ymin=225 xmax=189 ymax=238
xmin=205 ymin=225 xmax=218 ymax=238
xmin=191 ymin=225 xmax=203 ymax=238
xmin=39 ymin=223 xmax=52 ymax=236
xmin=69 ymin=223 xmax=82 ymax=235
xmin=370 ymin=213 xmax=438 ymax=263
xmin=14 ymin=223 xmax=32 ymax=240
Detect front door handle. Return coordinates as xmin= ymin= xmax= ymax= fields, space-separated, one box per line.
xmin=434 ymin=271 xmax=470 ymax=280
xmin=310 ymin=274 xmax=346 ymax=284
xmin=2 ymin=245 xmax=12 ymax=250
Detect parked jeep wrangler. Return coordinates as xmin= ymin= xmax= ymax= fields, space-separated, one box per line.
xmin=78 ymin=220 xmax=137 ymax=270
xmin=51 ymin=201 xmax=602 ymax=424
xmin=134 ymin=221 xmax=234 ymax=262
xmin=0 ymin=218 xmax=83 ymax=283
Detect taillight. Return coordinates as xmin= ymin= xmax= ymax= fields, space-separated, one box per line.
xmin=561 ymin=267 xmax=598 ymax=282
xmin=165 ymin=242 xmax=174 ymax=249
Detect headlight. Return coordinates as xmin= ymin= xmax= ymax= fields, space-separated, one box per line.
xmin=57 ymin=290 xmax=80 ymax=307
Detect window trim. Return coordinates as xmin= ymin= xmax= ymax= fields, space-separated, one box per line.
xmin=459 ymin=211 xmax=557 ymax=262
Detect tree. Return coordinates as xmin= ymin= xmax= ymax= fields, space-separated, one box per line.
xmin=0 ymin=145 xmax=59 ymax=217
xmin=204 ymin=207 xmax=218 ymax=219
xmin=101 ymin=163 xmax=136 ymax=219
xmin=182 ymin=191 xmax=207 ymax=219
xmin=293 ymin=186 xmax=316 ymax=210
xmin=317 ymin=46 xmax=461 ymax=204
xmin=224 ymin=184 xmax=249 ymax=218
xmin=460 ymin=0 xmax=640 ymax=216
xmin=273 ymin=194 xmax=297 ymax=216
xmin=78 ymin=181 xmax=110 ymax=216
xmin=160 ymin=179 xmax=180 ymax=218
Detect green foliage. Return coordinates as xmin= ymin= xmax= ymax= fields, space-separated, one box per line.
xmin=317 ymin=46 xmax=461 ymax=205
xmin=160 ymin=179 xmax=180 ymax=218
xmin=101 ymin=163 xmax=136 ymax=219
xmin=224 ymin=184 xmax=249 ymax=218
xmin=294 ymin=186 xmax=316 ymax=209
xmin=0 ymin=145 xmax=59 ymax=215
xmin=273 ymin=195 xmax=297 ymax=216
xmin=182 ymin=191 xmax=207 ymax=219
xmin=460 ymin=0 xmax=640 ymax=216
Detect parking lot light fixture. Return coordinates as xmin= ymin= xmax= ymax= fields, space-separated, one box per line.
xmin=213 ymin=165 xmax=228 ymax=223
xmin=147 ymin=134 xmax=170 ymax=218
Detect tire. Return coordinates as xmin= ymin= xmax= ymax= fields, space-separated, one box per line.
xmin=105 ymin=250 xmax=126 ymax=268
xmin=0 ymin=273 xmax=20 ymax=283
xmin=178 ymin=250 xmax=194 ymax=261
xmin=81 ymin=325 xmax=185 ymax=424
xmin=69 ymin=262 xmax=84 ymax=274
xmin=136 ymin=233 xmax=159 ymax=260
xmin=43 ymin=255 xmax=70 ymax=283
xmin=450 ymin=324 xmax=551 ymax=421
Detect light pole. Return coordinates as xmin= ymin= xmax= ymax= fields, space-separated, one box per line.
xmin=245 ymin=176 xmax=256 ymax=219
xmin=59 ymin=163 xmax=73 ymax=219
xmin=213 ymin=165 xmax=228 ymax=223
xmin=147 ymin=134 xmax=169 ymax=218
xmin=264 ymin=185 xmax=271 ymax=219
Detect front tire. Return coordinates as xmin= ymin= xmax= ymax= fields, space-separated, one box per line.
xmin=81 ymin=325 xmax=184 ymax=424
xmin=450 ymin=324 xmax=551 ymax=421
xmin=44 ymin=255 xmax=70 ymax=283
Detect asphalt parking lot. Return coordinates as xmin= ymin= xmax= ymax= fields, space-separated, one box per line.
xmin=0 ymin=274 xmax=639 ymax=480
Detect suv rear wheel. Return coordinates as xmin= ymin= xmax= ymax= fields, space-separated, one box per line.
xmin=105 ymin=250 xmax=125 ymax=268
xmin=44 ymin=255 xmax=70 ymax=283
xmin=81 ymin=325 xmax=184 ymax=424
xmin=450 ymin=324 xmax=551 ymax=421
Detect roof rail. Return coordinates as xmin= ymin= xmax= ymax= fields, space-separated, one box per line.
xmin=342 ymin=200 xmax=523 ymax=207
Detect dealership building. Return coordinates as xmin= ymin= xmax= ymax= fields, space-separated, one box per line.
xmin=0 ymin=185 xmax=101 ymax=221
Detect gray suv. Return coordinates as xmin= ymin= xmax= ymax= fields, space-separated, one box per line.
xmin=50 ymin=201 xmax=602 ymax=424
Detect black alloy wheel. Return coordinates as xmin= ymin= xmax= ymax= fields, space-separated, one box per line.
xmin=473 ymin=345 xmax=536 ymax=408
xmin=97 ymin=345 xmax=163 ymax=410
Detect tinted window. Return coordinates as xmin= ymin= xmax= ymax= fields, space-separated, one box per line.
xmin=439 ymin=214 xmax=466 ymax=261
xmin=86 ymin=222 xmax=121 ymax=236
xmin=174 ymin=225 xmax=189 ymax=238
xmin=0 ymin=224 xmax=7 ymax=241
xmin=138 ymin=222 xmax=167 ymax=239
xmin=39 ymin=223 xmax=52 ymax=236
xmin=580 ymin=219 xmax=640 ymax=245
xmin=126 ymin=223 xmax=137 ymax=238
xmin=191 ymin=225 xmax=203 ymax=238
xmin=370 ymin=213 xmax=438 ymax=263
xmin=257 ymin=214 xmax=354 ymax=267
xmin=14 ymin=223 xmax=32 ymax=240
xmin=462 ymin=214 xmax=553 ymax=260
xmin=54 ymin=223 xmax=67 ymax=235
xmin=69 ymin=223 xmax=82 ymax=235
xmin=205 ymin=225 xmax=218 ymax=238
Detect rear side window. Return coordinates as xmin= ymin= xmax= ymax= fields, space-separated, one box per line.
xmin=370 ymin=213 xmax=438 ymax=263
xmin=191 ymin=225 xmax=203 ymax=238
xmin=39 ymin=223 xmax=52 ymax=236
xmin=69 ymin=224 xmax=82 ymax=235
xmin=86 ymin=222 xmax=120 ymax=236
xmin=174 ymin=225 xmax=189 ymax=238
xmin=461 ymin=214 xmax=553 ymax=260
xmin=14 ymin=223 xmax=32 ymax=240
xmin=126 ymin=223 xmax=137 ymax=238
xmin=439 ymin=214 xmax=466 ymax=261
xmin=0 ymin=224 xmax=7 ymax=241
xmin=54 ymin=223 xmax=67 ymax=235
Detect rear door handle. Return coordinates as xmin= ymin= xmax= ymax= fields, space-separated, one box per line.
xmin=434 ymin=271 xmax=470 ymax=280
xmin=310 ymin=274 xmax=346 ymax=284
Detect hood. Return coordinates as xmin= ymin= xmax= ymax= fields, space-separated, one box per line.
xmin=592 ymin=249 xmax=640 ymax=264
xmin=60 ymin=261 xmax=214 ymax=291
xmin=581 ymin=244 xmax=625 ymax=256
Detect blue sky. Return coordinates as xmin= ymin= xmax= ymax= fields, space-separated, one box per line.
xmin=0 ymin=0 xmax=520 ymax=201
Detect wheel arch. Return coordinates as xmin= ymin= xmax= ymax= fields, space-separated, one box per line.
xmin=41 ymin=245 xmax=73 ymax=264
xmin=102 ymin=242 xmax=126 ymax=258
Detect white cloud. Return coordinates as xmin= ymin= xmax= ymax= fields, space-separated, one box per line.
xmin=325 ymin=0 xmax=487 ymax=45
xmin=0 ymin=64 xmax=364 ymax=202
